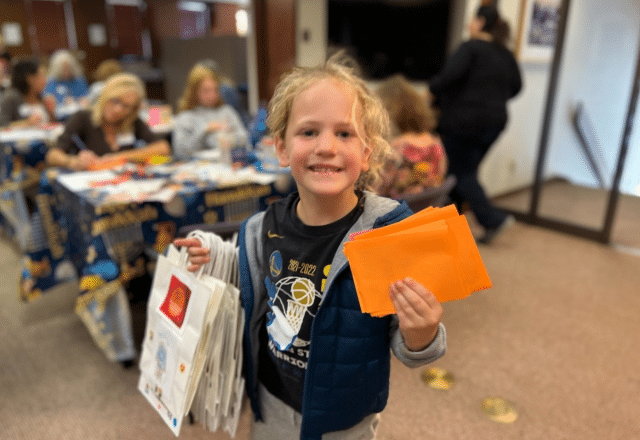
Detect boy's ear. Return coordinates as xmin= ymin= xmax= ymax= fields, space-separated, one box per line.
xmin=360 ymin=145 xmax=372 ymax=172
xmin=274 ymin=135 xmax=290 ymax=167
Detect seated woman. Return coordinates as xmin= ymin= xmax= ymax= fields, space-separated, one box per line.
xmin=374 ymin=74 xmax=448 ymax=199
xmin=0 ymin=58 xmax=56 ymax=128
xmin=45 ymin=73 xmax=171 ymax=171
xmin=172 ymin=62 xmax=248 ymax=160
xmin=43 ymin=50 xmax=89 ymax=106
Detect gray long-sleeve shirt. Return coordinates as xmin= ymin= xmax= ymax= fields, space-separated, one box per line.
xmin=172 ymin=104 xmax=249 ymax=160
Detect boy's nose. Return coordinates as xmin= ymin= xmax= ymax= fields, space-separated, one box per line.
xmin=316 ymin=132 xmax=338 ymax=154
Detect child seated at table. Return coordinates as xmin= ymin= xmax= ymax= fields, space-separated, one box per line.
xmin=0 ymin=58 xmax=56 ymax=128
xmin=373 ymin=74 xmax=448 ymax=199
xmin=172 ymin=62 xmax=248 ymax=160
xmin=45 ymin=73 xmax=170 ymax=171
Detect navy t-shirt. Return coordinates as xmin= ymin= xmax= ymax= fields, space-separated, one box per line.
xmin=257 ymin=191 xmax=364 ymax=412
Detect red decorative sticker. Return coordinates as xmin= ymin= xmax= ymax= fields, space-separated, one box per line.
xmin=159 ymin=275 xmax=192 ymax=328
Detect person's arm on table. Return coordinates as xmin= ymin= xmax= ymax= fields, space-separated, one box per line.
xmin=46 ymin=111 xmax=100 ymax=170
xmin=94 ymin=138 xmax=170 ymax=166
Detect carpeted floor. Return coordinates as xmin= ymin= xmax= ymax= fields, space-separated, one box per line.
xmin=1 ymin=184 xmax=639 ymax=440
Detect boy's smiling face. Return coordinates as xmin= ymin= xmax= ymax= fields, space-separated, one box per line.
xmin=275 ymin=78 xmax=371 ymax=207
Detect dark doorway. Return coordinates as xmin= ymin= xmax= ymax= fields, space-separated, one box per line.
xmin=328 ymin=0 xmax=450 ymax=80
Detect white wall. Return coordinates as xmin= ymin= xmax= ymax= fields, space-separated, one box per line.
xmin=474 ymin=0 xmax=640 ymax=196
xmin=544 ymin=0 xmax=640 ymax=193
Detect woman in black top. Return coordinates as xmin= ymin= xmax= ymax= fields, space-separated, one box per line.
xmin=429 ymin=5 xmax=522 ymax=244
xmin=0 ymin=58 xmax=56 ymax=128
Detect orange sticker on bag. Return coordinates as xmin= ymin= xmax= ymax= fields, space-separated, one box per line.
xmin=159 ymin=275 xmax=192 ymax=328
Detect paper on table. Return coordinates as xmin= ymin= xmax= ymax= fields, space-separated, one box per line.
xmin=343 ymin=205 xmax=492 ymax=317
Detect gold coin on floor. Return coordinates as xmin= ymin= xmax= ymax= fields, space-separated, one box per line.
xmin=421 ymin=367 xmax=454 ymax=390
xmin=481 ymin=397 xmax=518 ymax=423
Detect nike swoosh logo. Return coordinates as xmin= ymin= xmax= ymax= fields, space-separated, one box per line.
xmin=267 ymin=231 xmax=284 ymax=239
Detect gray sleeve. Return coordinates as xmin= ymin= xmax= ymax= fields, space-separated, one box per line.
xmin=220 ymin=105 xmax=249 ymax=149
xmin=390 ymin=319 xmax=447 ymax=368
xmin=0 ymin=90 xmax=21 ymax=126
xmin=172 ymin=111 xmax=209 ymax=160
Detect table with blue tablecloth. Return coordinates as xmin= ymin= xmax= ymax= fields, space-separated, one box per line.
xmin=19 ymin=157 xmax=293 ymax=362
xmin=0 ymin=125 xmax=63 ymax=249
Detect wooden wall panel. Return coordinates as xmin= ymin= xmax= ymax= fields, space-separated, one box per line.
xmin=112 ymin=4 xmax=143 ymax=57
xmin=0 ymin=0 xmax=32 ymax=58
xmin=71 ymin=0 xmax=116 ymax=79
xmin=211 ymin=3 xmax=239 ymax=36
xmin=30 ymin=0 xmax=67 ymax=57
xmin=256 ymin=0 xmax=296 ymax=102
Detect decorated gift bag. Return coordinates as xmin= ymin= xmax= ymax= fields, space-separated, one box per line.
xmin=138 ymin=230 xmax=245 ymax=437
xmin=138 ymin=232 xmax=229 ymax=435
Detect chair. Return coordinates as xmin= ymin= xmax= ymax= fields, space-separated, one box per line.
xmin=400 ymin=175 xmax=457 ymax=212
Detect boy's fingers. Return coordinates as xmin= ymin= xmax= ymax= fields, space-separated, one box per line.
xmin=173 ymin=238 xmax=203 ymax=247
xmin=188 ymin=247 xmax=210 ymax=257
xmin=402 ymin=278 xmax=440 ymax=309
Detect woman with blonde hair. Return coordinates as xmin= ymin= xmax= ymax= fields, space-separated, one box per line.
xmin=43 ymin=49 xmax=88 ymax=105
xmin=172 ymin=62 xmax=248 ymax=160
xmin=46 ymin=73 xmax=170 ymax=171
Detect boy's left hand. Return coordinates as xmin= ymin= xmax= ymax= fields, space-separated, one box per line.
xmin=390 ymin=277 xmax=442 ymax=352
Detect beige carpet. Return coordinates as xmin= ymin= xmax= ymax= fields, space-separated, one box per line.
xmin=1 ymin=186 xmax=639 ymax=439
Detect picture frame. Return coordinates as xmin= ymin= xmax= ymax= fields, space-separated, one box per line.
xmin=516 ymin=0 xmax=562 ymax=63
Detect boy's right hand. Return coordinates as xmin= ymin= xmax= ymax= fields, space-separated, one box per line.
xmin=173 ymin=238 xmax=210 ymax=272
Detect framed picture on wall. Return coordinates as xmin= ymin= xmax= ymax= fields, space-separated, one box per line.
xmin=516 ymin=0 xmax=562 ymax=63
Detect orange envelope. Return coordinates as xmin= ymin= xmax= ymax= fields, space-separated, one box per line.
xmin=343 ymin=205 xmax=491 ymax=317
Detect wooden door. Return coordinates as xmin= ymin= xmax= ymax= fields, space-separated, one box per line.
xmin=72 ymin=0 xmax=116 ymax=78
xmin=30 ymin=0 xmax=68 ymax=56
xmin=255 ymin=0 xmax=296 ymax=102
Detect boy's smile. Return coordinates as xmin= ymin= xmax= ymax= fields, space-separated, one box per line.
xmin=275 ymin=78 xmax=371 ymax=221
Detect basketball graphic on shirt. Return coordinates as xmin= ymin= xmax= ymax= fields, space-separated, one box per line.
xmin=290 ymin=278 xmax=314 ymax=306
xmin=273 ymin=276 xmax=321 ymax=347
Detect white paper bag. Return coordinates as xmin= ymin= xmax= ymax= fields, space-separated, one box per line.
xmin=138 ymin=231 xmax=245 ymax=437
xmin=138 ymin=244 xmax=225 ymax=435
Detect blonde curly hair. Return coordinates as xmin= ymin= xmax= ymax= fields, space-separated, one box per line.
xmin=267 ymin=53 xmax=391 ymax=191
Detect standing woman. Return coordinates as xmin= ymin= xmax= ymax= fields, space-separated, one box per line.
xmin=172 ymin=62 xmax=248 ymax=160
xmin=0 ymin=58 xmax=56 ymax=128
xmin=429 ymin=4 xmax=522 ymax=244
xmin=46 ymin=73 xmax=171 ymax=171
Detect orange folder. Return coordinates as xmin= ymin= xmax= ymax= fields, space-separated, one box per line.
xmin=343 ymin=205 xmax=492 ymax=317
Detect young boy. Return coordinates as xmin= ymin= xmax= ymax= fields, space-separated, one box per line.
xmin=175 ymin=55 xmax=446 ymax=440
